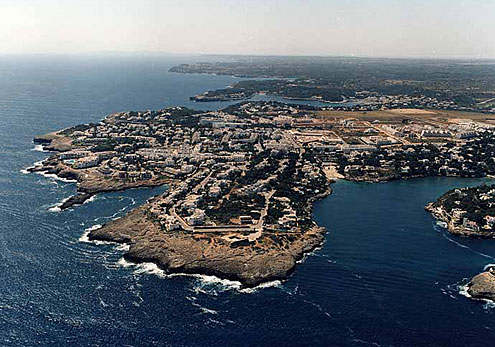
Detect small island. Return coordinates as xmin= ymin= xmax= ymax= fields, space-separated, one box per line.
xmin=466 ymin=266 xmax=495 ymax=302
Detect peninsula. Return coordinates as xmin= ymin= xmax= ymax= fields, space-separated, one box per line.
xmin=426 ymin=184 xmax=495 ymax=238
xmin=426 ymin=184 xmax=495 ymax=301
xmin=31 ymin=99 xmax=495 ymax=288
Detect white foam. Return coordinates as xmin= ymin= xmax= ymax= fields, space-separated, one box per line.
xmin=33 ymin=159 xmax=47 ymax=167
xmin=117 ymin=257 xmax=134 ymax=267
xmin=21 ymin=159 xmax=47 ymax=174
xmin=459 ymin=283 xmax=495 ymax=308
xmin=83 ymin=195 xmax=97 ymax=205
xmin=116 ymin=257 xmax=279 ymax=293
xmin=133 ymin=262 xmax=165 ymax=277
xmin=436 ymin=220 xmax=448 ymax=228
xmin=238 ymin=280 xmax=282 ymax=293
xmin=115 ymin=244 xmax=130 ymax=252
xmin=296 ymin=246 xmax=323 ymax=264
xmin=32 ymin=144 xmax=48 ymax=152
xmin=78 ymin=224 xmax=113 ymax=245
xmin=191 ymin=274 xmax=242 ymax=291
xmin=118 ymin=259 xmax=168 ymax=278
xmin=48 ymin=206 xmax=61 ymax=213
xmin=48 ymin=196 xmax=71 ymax=212
xmin=484 ymin=300 xmax=495 ymax=309
xmin=39 ymin=172 xmax=77 ymax=183
xmin=484 ymin=264 xmax=495 ymax=271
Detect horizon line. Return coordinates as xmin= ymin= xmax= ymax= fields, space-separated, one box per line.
xmin=0 ymin=51 xmax=494 ymax=61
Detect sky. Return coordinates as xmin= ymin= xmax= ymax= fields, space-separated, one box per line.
xmin=1 ymin=0 xmax=494 ymax=58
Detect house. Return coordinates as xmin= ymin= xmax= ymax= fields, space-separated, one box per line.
xmin=239 ymin=216 xmax=253 ymax=225
xmin=73 ymin=156 xmax=99 ymax=169
xmin=485 ymin=216 xmax=495 ymax=228
xmin=463 ymin=218 xmax=480 ymax=231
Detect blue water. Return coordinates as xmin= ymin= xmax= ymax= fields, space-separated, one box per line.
xmin=1 ymin=55 xmax=495 ymax=346
xmin=250 ymin=94 xmax=357 ymax=108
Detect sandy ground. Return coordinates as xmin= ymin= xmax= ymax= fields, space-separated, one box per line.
xmin=388 ymin=108 xmax=437 ymax=115
xmin=316 ymin=109 xmax=493 ymax=122
xmin=323 ymin=165 xmax=344 ymax=180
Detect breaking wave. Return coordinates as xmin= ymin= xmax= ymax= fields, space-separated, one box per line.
xmin=117 ymin=257 xmax=281 ymax=293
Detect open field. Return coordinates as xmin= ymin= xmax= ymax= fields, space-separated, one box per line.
xmin=316 ymin=109 xmax=495 ymax=122
xmin=388 ymin=109 xmax=437 ymax=115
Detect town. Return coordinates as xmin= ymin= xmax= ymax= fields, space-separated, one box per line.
xmin=426 ymin=184 xmax=495 ymax=237
xmin=32 ymin=101 xmax=495 ymax=236
xmin=30 ymin=100 xmax=495 ymax=285
xmin=172 ymin=57 xmax=495 ymax=114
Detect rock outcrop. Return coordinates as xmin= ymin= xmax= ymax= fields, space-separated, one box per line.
xmin=467 ymin=268 xmax=495 ymax=301
xmin=89 ymin=204 xmax=328 ymax=288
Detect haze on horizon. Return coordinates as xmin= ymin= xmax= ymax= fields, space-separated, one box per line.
xmin=1 ymin=0 xmax=494 ymax=59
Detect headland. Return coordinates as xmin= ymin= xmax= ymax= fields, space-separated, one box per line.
xmin=31 ymin=98 xmax=495 ymax=288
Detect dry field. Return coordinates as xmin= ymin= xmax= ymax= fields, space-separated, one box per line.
xmin=316 ymin=109 xmax=495 ymax=123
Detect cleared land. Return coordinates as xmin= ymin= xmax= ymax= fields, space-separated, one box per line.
xmin=316 ymin=109 xmax=495 ymax=122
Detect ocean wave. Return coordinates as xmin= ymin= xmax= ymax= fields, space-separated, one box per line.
xmin=118 ymin=258 xmax=168 ymax=278
xmin=458 ymin=283 xmax=471 ymax=298
xmin=458 ymin=282 xmax=495 ymax=309
xmin=440 ymin=232 xmax=495 ymax=261
xmin=191 ymin=274 xmax=242 ymax=291
xmin=115 ymin=244 xmax=130 ymax=252
xmin=48 ymin=206 xmax=61 ymax=213
xmin=78 ymin=224 xmax=115 ymax=246
xmin=238 ymin=280 xmax=282 ymax=293
xmin=484 ymin=264 xmax=495 ymax=271
xmin=33 ymin=159 xmax=47 ymax=167
xmin=117 ymin=257 xmax=280 ymax=293
xmin=296 ymin=246 xmax=323 ymax=264
xmin=21 ymin=159 xmax=47 ymax=174
xmin=48 ymin=196 xmax=71 ymax=212
xmin=186 ymin=296 xmax=219 ymax=315
xmin=83 ymin=194 xmax=97 ymax=205
xmin=32 ymin=144 xmax=48 ymax=152
xmin=38 ymin=172 xmax=77 ymax=183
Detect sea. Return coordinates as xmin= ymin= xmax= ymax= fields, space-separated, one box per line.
xmin=1 ymin=54 xmax=495 ymax=346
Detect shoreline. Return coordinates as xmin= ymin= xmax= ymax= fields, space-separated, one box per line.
xmin=464 ymin=267 xmax=495 ymax=302
xmin=425 ymin=204 xmax=495 ymax=239
xmin=30 ymin=138 xmax=492 ymax=290
xmin=27 ymin=133 xmax=333 ymax=289
xmin=86 ymin=185 xmax=333 ymax=289
xmin=26 ymin=153 xmax=170 ymax=211
xmin=31 ymin=140 xmax=495 ymax=295
xmin=27 ymin=115 xmax=336 ymax=289
xmin=27 ymin=103 xmax=495 ymax=294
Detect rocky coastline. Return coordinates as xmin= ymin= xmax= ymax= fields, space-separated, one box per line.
xmin=425 ymin=203 xmax=495 ymax=238
xmin=426 ymin=186 xmax=495 ymax=303
xmin=88 ymin=186 xmax=332 ymax=288
xmin=30 ymin=123 xmax=334 ymax=287
xmin=466 ymin=267 xmax=495 ymax=302
xmin=29 ymin=102 xmax=495 ymax=295
xmin=28 ymin=136 xmax=169 ymax=210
